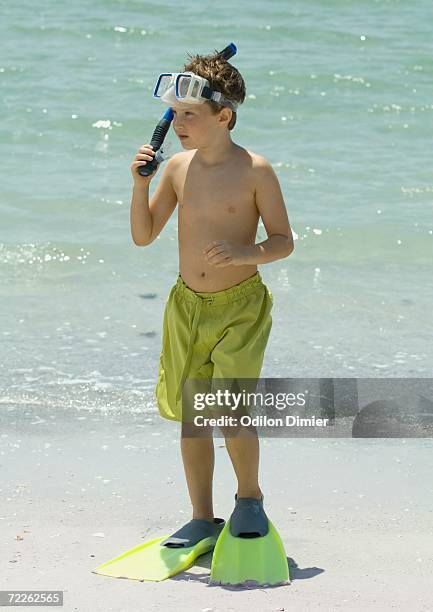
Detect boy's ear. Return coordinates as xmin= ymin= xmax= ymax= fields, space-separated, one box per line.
xmin=218 ymin=107 xmax=233 ymax=126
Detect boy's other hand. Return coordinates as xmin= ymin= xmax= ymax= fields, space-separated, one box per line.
xmin=131 ymin=144 xmax=158 ymax=186
xmin=203 ymin=240 xmax=247 ymax=267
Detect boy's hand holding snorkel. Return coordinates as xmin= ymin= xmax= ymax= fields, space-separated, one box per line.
xmin=131 ymin=107 xmax=175 ymax=186
xmin=130 ymin=143 xmax=158 ymax=185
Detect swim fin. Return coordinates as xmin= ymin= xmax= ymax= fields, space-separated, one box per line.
xmin=93 ymin=517 xmax=225 ymax=582
xmin=210 ymin=496 xmax=289 ymax=586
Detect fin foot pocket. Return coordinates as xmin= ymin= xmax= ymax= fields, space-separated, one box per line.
xmin=229 ymin=495 xmax=269 ymax=537
xmin=161 ymin=517 xmax=225 ymax=548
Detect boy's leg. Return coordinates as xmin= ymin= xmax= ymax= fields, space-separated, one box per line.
xmin=222 ymin=422 xmax=263 ymax=500
xmin=179 ymin=374 xmax=217 ymax=522
xmin=209 ymin=277 xmax=274 ymax=501
xmin=180 ymin=422 xmax=215 ymax=521
xmin=155 ymin=277 xmax=218 ymax=521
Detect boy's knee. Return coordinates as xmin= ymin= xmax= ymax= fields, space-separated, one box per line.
xmin=215 ymin=412 xmax=258 ymax=439
xmin=181 ymin=420 xmax=213 ymax=438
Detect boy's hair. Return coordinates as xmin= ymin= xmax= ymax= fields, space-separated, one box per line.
xmin=182 ymin=50 xmax=246 ymax=131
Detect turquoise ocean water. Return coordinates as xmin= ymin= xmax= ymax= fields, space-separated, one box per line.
xmin=1 ymin=1 xmax=432 ymax=414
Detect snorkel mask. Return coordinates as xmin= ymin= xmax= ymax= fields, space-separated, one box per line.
xmin=153 ymin=43 xmax=239 ymax=111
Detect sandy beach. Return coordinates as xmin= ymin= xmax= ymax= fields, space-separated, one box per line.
xmin=2 ymin=405 xmax=433 ymax=611
xmin=2 ymin=1 xmax=433 ymax=610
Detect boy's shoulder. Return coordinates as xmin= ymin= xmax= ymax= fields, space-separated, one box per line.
xmin=165 ymin=149 xmax=194 ymax=168
xmin=240 ymin=149 xmax=277 ymax=187
xmin=243 ymin=148 xmax=273 ymax=170
xmin=162 ymin=151 xmax=193 ymax=182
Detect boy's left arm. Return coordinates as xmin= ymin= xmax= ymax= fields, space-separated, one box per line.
xmin=240 ymin=157 xmax=294 ymax=265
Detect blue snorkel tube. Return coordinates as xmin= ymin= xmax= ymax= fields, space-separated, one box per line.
xmin=137 ymin=42 xmax=237 ymax=177
xmin=137 ymin=107 xmax=174 ymax=177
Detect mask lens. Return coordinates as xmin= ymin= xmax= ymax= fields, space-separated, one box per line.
xmin=191 ymin=80 xmax=201 ymax=98
xmin=176 ymin=75 xmax=191 ymax=98
xmin=154 ymin=74 xmax=175 ymax=97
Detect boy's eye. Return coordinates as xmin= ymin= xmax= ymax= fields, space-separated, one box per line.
xmin=173 ymin=110 xmax=194 ymax=117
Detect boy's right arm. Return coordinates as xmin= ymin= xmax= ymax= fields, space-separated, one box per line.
xmin=130 ymin=145 xmax=179 ymax=246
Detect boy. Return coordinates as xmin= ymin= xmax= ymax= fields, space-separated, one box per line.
xmin=130 ymin=50 xmax=293 ymax=554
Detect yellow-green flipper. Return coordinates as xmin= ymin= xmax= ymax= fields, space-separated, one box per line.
xmin=210 ymin=496 xmax=290 ymax=586
xmin=92 ymin=517 xmax=225 ymax=582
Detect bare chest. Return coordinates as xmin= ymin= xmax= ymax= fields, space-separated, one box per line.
xmin=175 ymin=167 xmax=257 ymax=225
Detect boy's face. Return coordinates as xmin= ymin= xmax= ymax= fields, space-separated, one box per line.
xmin=171 ymin=102 xmax=230 ymax=149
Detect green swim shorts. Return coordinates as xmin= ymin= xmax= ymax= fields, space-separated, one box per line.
xmin=154 ymin=271 xmax=274 ymax=422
